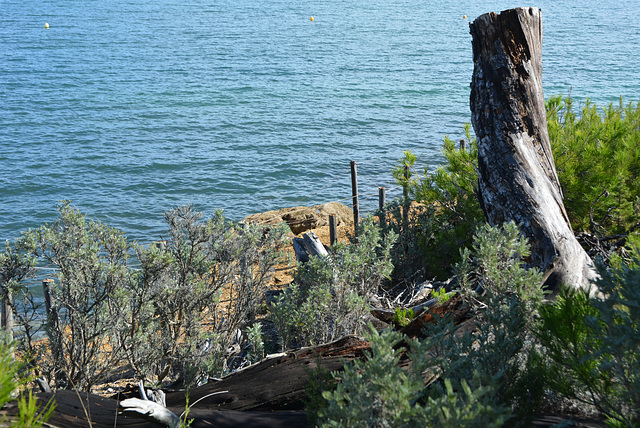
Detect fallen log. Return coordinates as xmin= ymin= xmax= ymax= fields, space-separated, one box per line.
xmin=119 ymin=398 xmax=180 ymax=427
xmin=469 ymin=7 xmax=598 ymax=293
xmin=0 ymin=337 xmax=368 ymax=427
xmin=0 ymin=389 xmax=309 ymax=428
xmin=165 ymin=335 xmax=369 ymax=411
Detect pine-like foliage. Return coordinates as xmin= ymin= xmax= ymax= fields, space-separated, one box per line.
xmin=394 ymin=124 xmax=483 ymax=279
xmin=536 ymin=237 xmax=640 ymax=427
xmin=0 ymin=342 xmax=54 ymax=427
xmin=399 ymin=97 xmax=640 ymax=277
xmin=547 ymin=96 xmax=640 ymax=236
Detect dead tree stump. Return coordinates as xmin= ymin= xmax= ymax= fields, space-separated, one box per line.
xmin=469 ymin=7 xmax=597 ymax=293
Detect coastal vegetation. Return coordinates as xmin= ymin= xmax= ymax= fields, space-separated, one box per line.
xmin=0 ymin=97 xmax=639 ymax=426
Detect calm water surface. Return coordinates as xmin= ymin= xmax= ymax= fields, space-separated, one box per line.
xmin=2 ymin=0 xmax=639 ymax=242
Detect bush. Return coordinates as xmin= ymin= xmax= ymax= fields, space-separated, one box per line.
xmin=121 ymin=206 xmax=288 ymax=384
xmin=398 ymin=97 xmax=640 ymax=275
xmin=271 ymin=217 xmax=395 ymax=349
xmin=394 ymin=125 xmax=484 ymax=279
xmin=536 ymin=240 xmax=640 ymax=427
xmin=0 ymin=341 xmax=54 ymax=427
xmin=18 ymin=201 xmax=132 ymax=390
xmin=378 ymin=198 xmax=432 ymax=287
xmin=456 ymin=221 xmax=544 ymax=321
xmin=317 ymin=326 xmax=511 ymax=427
xmin=429 ymin=222 xmax=545 ymax=417
xmin=309 ymin=223 xmax=547 ymax=426
xmin=2 ymin=202 xmax=288 ymax=390
xmin=547 ymin=96 xmax=640 ymax=237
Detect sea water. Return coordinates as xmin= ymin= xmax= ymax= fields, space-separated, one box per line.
xmin=2 ymin=0 xmax=639 ymax=243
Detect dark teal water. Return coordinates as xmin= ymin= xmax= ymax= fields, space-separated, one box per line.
xmin=2 ymin=0 xmax=639 ymax=242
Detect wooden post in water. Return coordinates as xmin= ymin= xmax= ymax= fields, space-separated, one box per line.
xmin=402 ymin=165 xmax=410 ymax=230
xmin=42 ymin=278 xmax=56 ymax=323
xmin=42 ymin=278 xmax=63 ymax=363
xmin=329 ymin=215 xmax=337 ymax=247
xmin=1 ymin=289 xmax=13 ymax=340
xmin=469 ymin=7 xmax=597 ymax=293
xmin=350 ymin=161 xmax=360 ymax=234
xmin=378 ymin=186 xmax=386 ymax=233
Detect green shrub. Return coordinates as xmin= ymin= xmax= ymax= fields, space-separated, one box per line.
xmin=271 ymin=217 xmax=395 ymax=349
xmin=397 ymin=97 xmax=640 ymax=275
xmin=378 ymin=199 xmax=432 ymax=287
xmin=456 ymin=221 xmax=544 ymax=321
xmin=316 ymin=326 xmax=511 ymax=427
xmin=0 ymin=341 xmax=54 ymax=427
xmin=536 ymin=240 xmax=640 ymax=426
xmin=244 ymin=322 xmax=264 ymax=364
xmin=117 ymin=206 xmax=288 ymax=384
xmin=435 ymin=222 xmax=545 ymax=416
xmin=392 ymin=307 xmax=414 ymax=328
xmin=547 ymin=96 xmax=640 ymax=237
xmin=310 ymin=223 xmax=548 ymax=426
xmin=394 ymin=125 xmax=484 ymax=279
xmin=17 ymin=201 xmax=132 ymax=390
xmin=0 ymin=242 xmax=42 ymax=357
xmin=3 ymin=203 xmax=287 ymax=390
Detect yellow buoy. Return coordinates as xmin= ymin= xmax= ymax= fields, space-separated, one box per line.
xmin=463 ymin=15 xmax=467 ymax=19
xmin=44 ymin=22 xmax=49 ymax=28
xmin=310 ymin=16 xmax=314 ymax=21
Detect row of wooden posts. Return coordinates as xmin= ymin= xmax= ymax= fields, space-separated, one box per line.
xmin=348 ymin=159 xmax=410 ymax=238
xmin=320 ymin=160 xmax=409 ymax=247
xmin=0 ymin=160 xmax=411 ymax=335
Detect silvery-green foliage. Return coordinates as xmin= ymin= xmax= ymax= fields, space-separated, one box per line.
xmin=0 ymin=241 xmax=43 ymax=356
xmin=3 ymin=203 xmax=287 ymax=390
xmin=456 ymin=221 xmax=544 ymax=320
xmin=423 ymin=222 xmax=545 ymax=415
xmin=317 ymin=326 xmax=511 ymax=427
xmin=121 ymin=206 xmax=288 ymax=384
xmin=271 ymin=217 xmax=395 ymax=350
xmin=18 ymin=201 xmax=132 ymax=391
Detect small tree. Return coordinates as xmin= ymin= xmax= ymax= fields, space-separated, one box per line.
xmin=18 ymin=201 xmax=132 ymax=391
xmin=394 ymin=125 xmax=484 ymax=279
xmin=547 ymin=96 xmax=640 ymax=237
xmin=120 ymin=206 xmax=288 ymax=384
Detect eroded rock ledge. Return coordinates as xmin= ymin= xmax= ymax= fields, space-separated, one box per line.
xmin=241 ymin=202 xmax=353 ymax=235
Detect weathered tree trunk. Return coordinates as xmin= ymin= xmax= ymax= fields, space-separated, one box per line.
xmin=469 ymin=7 xmax=597 ymax=293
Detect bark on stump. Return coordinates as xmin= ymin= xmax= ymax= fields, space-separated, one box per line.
xmin=469 ymin=7 xmax=597 ymax=293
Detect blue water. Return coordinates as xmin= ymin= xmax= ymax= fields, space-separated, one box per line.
xmin=2 ymin=0 xmax=639 ymax=243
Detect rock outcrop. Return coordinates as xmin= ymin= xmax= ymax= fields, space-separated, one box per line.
xmin=241 ymin=202 xmax=353 ymax=235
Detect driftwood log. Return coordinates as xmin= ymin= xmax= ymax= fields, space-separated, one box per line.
xmin=469 ymin=7 xmax=597 ymax=293
xmin=1 ymin=299 xmax=606 ymax=427
xmin=292 ymin=231 xmax=329 ymax=262
xmin=164 ymin=335 xmax=369 ymax=411
xmin=118 ymin=398 xmax=180 ymax=427
xmin=1 ymin=336 xmax=368 ymax=427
